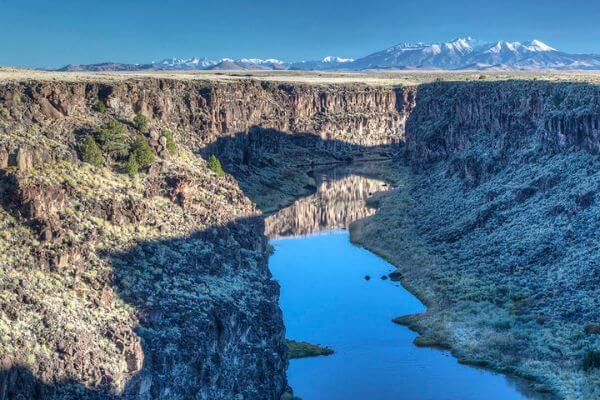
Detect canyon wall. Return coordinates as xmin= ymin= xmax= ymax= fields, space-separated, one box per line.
xmin=0 ymin=78 xmax=416 ymax=163
xmin=357 ymin=80 xmax=600 ymax=399
xmin=2 ymin=76 xmax=599 ymax=399
xmin=0 ymin=77 xmax=415 ymax=399
xmin=405 ymin=80 xmax=600 ymax=167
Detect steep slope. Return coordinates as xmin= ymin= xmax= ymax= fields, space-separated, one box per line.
xmin=0 ymin=76 xmax=415 ymax=399
xmin=0 ymin=83 xmax=289 ymax=398
xmin=2 ymin=74 xmax=599 ymax=400
xmin=353 ymin=80 xmax=600 ymax=399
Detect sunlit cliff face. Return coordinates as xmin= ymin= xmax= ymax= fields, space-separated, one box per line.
xmin=265 ymin=170 xmax=388 ymax=238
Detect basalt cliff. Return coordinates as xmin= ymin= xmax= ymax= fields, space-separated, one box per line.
xmin=0 ymin=77 xmax=414 ymax=400
xmin=353 ymin=80 xmax=600 ymax=399
xmin=0 ymin=75 xmax=598 ymax=399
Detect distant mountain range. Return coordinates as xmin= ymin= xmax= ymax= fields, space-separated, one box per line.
xmin=58 ymin=55 xmax=356 ymax=72
xmin=57 ymin=38 xmax=600 ymax=72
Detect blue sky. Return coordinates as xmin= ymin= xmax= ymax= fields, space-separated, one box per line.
xmin=2 ymin=0 xmax=600 ymax=68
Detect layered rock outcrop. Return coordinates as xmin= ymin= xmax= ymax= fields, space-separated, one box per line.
xmin=405 ymin=81 xmax=600 ymax=167
xmin=0 ymin=79 xmax=416 ymax=153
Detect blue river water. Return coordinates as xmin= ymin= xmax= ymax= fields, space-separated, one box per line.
xmin=266 ymin=168 xmax=549 ymax=400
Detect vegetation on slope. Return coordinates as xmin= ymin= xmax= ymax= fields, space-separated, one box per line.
xmin=354 ymin=143 xmax=600 ymax=399
xmin=286 ymin=340 xmax=334 ymax=359
xmin=0 ymin=90 xmax=287 ymax=397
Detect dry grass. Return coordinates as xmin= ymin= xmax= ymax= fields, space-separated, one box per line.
xmin=4 ymin=67 xmax=600 ymax=86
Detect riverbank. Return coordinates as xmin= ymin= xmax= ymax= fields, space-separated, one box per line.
xmin=350 ymin=157 xmax=599 ymax=399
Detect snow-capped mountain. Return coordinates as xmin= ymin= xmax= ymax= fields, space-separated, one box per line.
xmin=348 ymin=37 xmax=479 ymax=70
xmin=55 ymin=38 xmax=600 ymax=72
xmin=152 ymin=57 xmax=287 ymax=70
xmin=288 ymin=56 xmax=355 ymax=70
xmin=205 ymin=58 xmax=287 ymax=70
xmin=153 ymin=57 xmax=218 ymax=69
xmin=346 ymin=38 xmax=600 ymax=71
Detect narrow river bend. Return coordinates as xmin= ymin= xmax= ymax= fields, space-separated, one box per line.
xmin=266 ymin=164 xmax=550 ymax=400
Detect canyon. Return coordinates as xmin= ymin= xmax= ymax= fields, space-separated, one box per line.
xmin=0 ymin=71 xmax=598 ymax=399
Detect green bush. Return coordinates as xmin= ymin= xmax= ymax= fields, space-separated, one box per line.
xmin=208 ymin=155 xmax=225 ymax=177
xmin=0 ymin=107 xmax=9 ymax=119
xmin=96 ymin=120 xmax=129 ymax=158
xmin=96 ymin=101 xmax=106 ymax=113
xmin=130 ymin=136 xmax=155 ymax=169
xmin=161 ymin=129 xmax=176 ymax=155
xmin=584 ymin=350 xmax=600 ymax=371
xmin=123 ymin=153 xmax=139 ymax=175
xmin=79 ymin=135 xmax=104 ymax=167
xmin=286 ymin=339 xmax=334 ymax=359
xmin=281 ymin=393 xmax=301 ymax=400
xmin=133 ymin=113 xmax=148 ymax=132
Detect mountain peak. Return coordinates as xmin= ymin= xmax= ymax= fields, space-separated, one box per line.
xmin=321 ymin=56 xmax=354 ymax=63
xmin=449 ymin=36 xmax=475 ymax=44
xmin=524 ymin=39 xmax=556 ymax=52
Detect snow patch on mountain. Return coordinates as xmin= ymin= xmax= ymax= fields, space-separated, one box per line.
xmin=322 ymin=56 xmax=354 ymax=63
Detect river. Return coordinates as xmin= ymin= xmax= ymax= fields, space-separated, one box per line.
xmin=266 ymin=164 xmax=551 ymax=400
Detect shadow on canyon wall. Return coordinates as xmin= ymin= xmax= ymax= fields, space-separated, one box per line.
xmin=1 ymin=216 xmax=287 ymax=400
xmin=0 ymin=124 xmax=404 ymax=400
xmin=199 ymin=125 xmax=401 ymax=212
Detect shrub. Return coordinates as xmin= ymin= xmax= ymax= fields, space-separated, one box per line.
xmin=584 ymin=324 xmax=600 ymax=335
xmin=96 ymin=120 xmax=129 ymax=158
xmin=129 ymin=136 xmax=155 ymax=169
xmin=208 ymin=155 xmax=224 ymax=177
xmin=96 ymin=101 xmax=106 ymax=113
xmin=133 ymin=113 xmax=148 ymax=132
xmin=583 ymin=350 xmax=600 ymax=371
xmin=79 ymin=135 xmax=104 ymax=167
xmin=552 ymin=92 xmax=563 ymax=108
xmin=280 ymin=393 xmax=301 ymax=400
xmin=0 ymin=107 xmax=9 ymax=119
xmin=286 ymin=340 xmax=333 ymax=359
xmin=123 ymin=153 xmax=139 ymax=175
xmin=161 ymin=129 xmax=176 ymax=155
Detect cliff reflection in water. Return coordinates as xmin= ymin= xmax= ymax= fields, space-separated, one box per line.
xmin=265 ymin=167 xmax=389 ymax=238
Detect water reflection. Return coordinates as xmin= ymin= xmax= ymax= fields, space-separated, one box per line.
xmin=267 ymin=164 xmax=553 ymax=400
xmin=265 ymin=166 xmax=389 ymax=238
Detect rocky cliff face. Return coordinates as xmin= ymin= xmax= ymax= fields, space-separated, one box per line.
xmin=0 ymin=77 xmax=415 ymax=399
xmin=0 ymin=151 xmax=288 ymax=399
xmin=355 ymin=80 xmax=600 ymax=399
xmin=0 ymin=78 xmax=415 ymax=153
xmin=405 ymin=81 xmax=600 ymax=168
